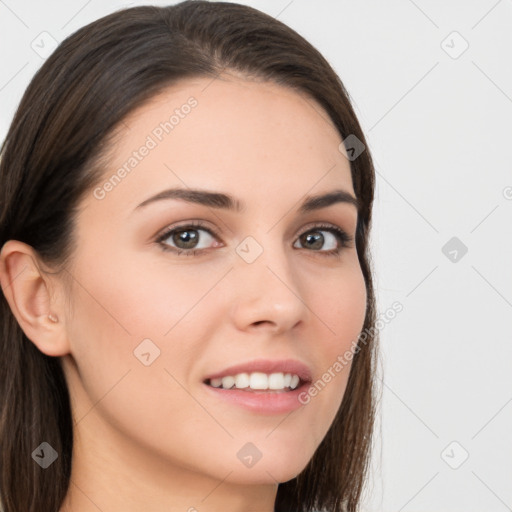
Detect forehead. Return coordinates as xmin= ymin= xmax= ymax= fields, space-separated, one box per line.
xmin=85 ymin=75 xmax=354 ymax=218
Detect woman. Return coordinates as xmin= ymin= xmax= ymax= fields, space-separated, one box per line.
xmin=0 ymin=2 xmax=378 ymax=511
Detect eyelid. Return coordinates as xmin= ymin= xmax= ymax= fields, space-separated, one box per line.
xmin=155 ymin=219 xmax=216 ymax=239
xmin=155 ymin=220 xmax=221 ymax=248
xmin=297 ymin=221 xmax=353 ymax=240
xmin=296 ymin=222 xmax=354 ymax=251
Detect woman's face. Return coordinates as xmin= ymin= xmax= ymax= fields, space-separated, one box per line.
xmin=61 ymin=76 xmax=367 ymax=486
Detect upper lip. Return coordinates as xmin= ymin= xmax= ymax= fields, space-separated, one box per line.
xmin=203 ymin=358 xmax=313 ymax=384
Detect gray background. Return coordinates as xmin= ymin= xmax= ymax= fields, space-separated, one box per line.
xmin=1 ymin=1 xmax=511 ymax=511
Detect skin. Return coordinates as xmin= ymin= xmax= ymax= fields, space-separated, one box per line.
xmin=0 ymin=74 xmax=367 ymax=512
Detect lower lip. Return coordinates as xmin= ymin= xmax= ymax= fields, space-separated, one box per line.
xmin=202 ymin=382 xmax=310 ymax=414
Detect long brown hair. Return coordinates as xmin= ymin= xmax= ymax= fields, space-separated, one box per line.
xmin=0 ymin=2 xmax=377 ymax=511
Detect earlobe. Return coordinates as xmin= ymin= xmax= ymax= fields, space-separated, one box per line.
xmin=0 ymin=240 xmax=69 ymax=357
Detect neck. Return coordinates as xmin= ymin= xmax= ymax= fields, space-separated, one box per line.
xmin=58 ymin=408 xmax=279 ymax=512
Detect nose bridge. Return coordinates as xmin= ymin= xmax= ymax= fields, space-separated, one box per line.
xmin=229 ymin=232 xmax=307 ymax=331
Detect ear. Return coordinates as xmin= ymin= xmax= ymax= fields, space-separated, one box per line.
xmin=0 ymin=239 xmax=70 ymax=357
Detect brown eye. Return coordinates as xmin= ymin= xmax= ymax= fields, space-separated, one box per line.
xmin=170 ymin=228 xmax=201 ymax=249
xmin=156 ymin=222 xmax=221 ymax=255
xmin=299 ymin=231 xmax=326 ymax=250
xmin=293 ymin=225 xmax=353 ymax=255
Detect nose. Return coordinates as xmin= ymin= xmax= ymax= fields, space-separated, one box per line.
xmin=228 ymin=238 xmax=308 ymax=335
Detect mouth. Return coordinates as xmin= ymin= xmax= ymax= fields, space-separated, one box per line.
xmin=203 ymin=371 xmax=310 ymax=393
xmin=201 ymin=358 xmax=313 ymax=413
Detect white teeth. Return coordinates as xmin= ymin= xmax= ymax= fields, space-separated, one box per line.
xmin=235 ymin=373 xmax=250 ymax=389
xmin=268 ymin=372 xmax=285 ymax=389
xmin=208 ymin=372 xmax=301 ymax=391
xmin=249 ymin=372 xmax=268 ymax=389
xmin=221 ymin=376 xmax=235 ymax=389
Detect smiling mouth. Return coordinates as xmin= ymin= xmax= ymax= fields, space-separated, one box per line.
xmin=204 ymin=371 xmax=307 ymax=392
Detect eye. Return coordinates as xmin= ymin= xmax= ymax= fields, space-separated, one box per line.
xmin=156 ymin=221 xmax=221 ymax=255
xmin=293 ymin=224 xmax=353 ymax=256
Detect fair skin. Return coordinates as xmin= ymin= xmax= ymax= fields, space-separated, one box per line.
xmin=0 ymin=75 xmax=366 ymax=511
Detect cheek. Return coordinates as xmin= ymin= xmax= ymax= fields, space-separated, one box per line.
xmin=315 ymin=260 xmax=367 ymax=354
xmin=63 ymin=256 xmax=213 ymax=460
xmin=68 ymin=247 xmax=218 ymax=340
xmin=302 ymin=261 xmax=367 ymax=420
xmin=64 ymin=251 xmax=220 ymax=410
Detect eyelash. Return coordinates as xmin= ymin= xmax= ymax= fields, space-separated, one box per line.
xmin=155 ymin=220 xmax=354 ymax=258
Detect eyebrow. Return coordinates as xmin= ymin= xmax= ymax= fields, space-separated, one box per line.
xmin=134 ymin=187 xmax=359 ymax=214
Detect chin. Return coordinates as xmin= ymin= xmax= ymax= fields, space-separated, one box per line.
xmin=214 ymin=449 xmax=313 ymax=485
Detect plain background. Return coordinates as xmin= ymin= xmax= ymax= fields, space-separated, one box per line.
xmin=1 ymin=1 xmax=511 ymax=511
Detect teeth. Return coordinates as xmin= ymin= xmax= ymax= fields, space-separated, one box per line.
xmin=235 ymin=373 xmax=250 ymax=389
xmin=208 ymin=372 xmax=301 ymax=391
xmin=210 ymin=377 xmax=223 ymax=388
xmin=221 ymin=376 xmax=235 ymax=389
xmin=250 ymin=372 xmax=268 ymax=389
xmin=268 ymin=372 xmax=284 ymax=389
